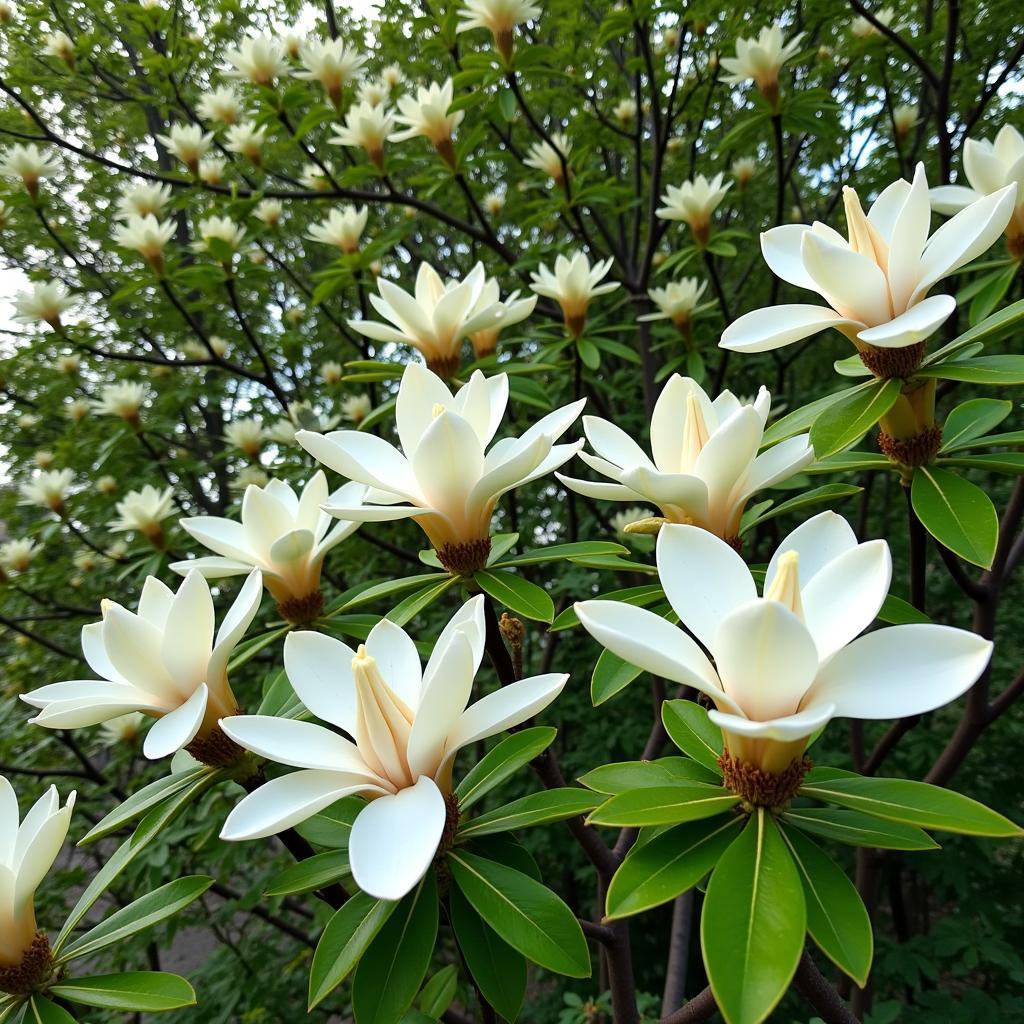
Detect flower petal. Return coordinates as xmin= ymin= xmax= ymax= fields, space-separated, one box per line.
xmin=720 ymin=304 xmax=862 ymax=353
xmin=765 ymin=511 xmax=858 ymax=592
xmin=220 ymin=715 xmax=375 ymax=774
xmin=283 ymin=630 xmax=357 ymax=733
xmin=143 ymin=684 xmax=208 ymax=760
xmin=365 ymin=618 xmax=422 ymax=709
xmin=708 ymin=702 xmax=836 ymax=742
xmin=857 ymin=293 xmax=956 ymax=349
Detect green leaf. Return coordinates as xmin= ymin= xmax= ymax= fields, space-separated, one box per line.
xmin=60 ymin=876 xmax=213 ymax=963
xmin=781 ymin=807 xmax=938 ymax=849
xmin=701 ymin=810 xmax=806 ymax=1024
xmin=781 ymin=826 xmax=873 ymax=986
xmin=809 ymin=378 xmax=902 ymax=458
xmin=353 ymin=872 xmax=439 ymax=1024
xmin=294 ymin=796 xmax=363 ymax=849
xmin=762 ymin=382 xmax=873 ymax=446
xmin=448 ymin=850 xmax=590 ymax=977
xmin=968 ymin=263 xmax=1019 ymax=325
xmin=474 ymin=569 xmax=554 ymax=622
xmin=917 ymin=354 xmax=1024 ymax=385
xmin=449 ymin=885 xmax=526 ymax=1022
xmin=662 ymin=700 xmax=724 ymax=774
xmin=578 ymin=757 xmax=720 ymax=794
xmin=911 ymin=465 xmax=999 ymax=568
xmin=937 ymin=453 xmax=1024 ymax=475
xmin=336 ymin=573 xmax=451 ymax=613
xmin=741 ymin=483 xmax=862 ymax=531
xmin=458 ymin=789 xmax=599 ymax=839
xmin=26 ymin=998 xmax=75 ymax=1024
xmin=606 ymin=816 xmax=744 ymax=920
xmin=494 ymin=540 xmax=628 ymax=567
xmin=418 ymin=965 xmax=457 ymax=1019
xmin=591 ymin=647 xmax=644 ymax=705
xmin=455 ymin=727 xmax=556 ymax=811
xmin=805 ymin=451 xmax=898 ymax=474
xmin=587 ymin=783 xmax=739 ymax=827
xmin=49 ymin=973 xmax=195 ymax=1012
xmin=265 ymin=850 xmax=350 ymax=897
xmin=924 ymin=296 xmax=1024 ymax=365
xmin=941 ymin=398 xmax=1013 ymax=452
xmin=387 ymin=576 xmax=462 ymax=626
xmin=308 ymin=892 xmax=398 ymax=1010
xmin=799 ymin=776 xmax=1023 ymax=837
xmin=878 ymin=593 xmax=931 ymax=625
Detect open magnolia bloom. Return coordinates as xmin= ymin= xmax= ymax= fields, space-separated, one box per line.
xmin=529 ymin=251 xmax=618 ymax=337
xmin=0 ymin=778 xmax=75 ymax=984
xmin=930 ymin=125 xmax=1024 ymax=259
xmin=576 ymin=513 xmax=993 ymax=792
xmin=557 ymin=375 xmax=812 ymax=544
xmin=170 ymin=473 xmax=366 ymax=623
xmin=720 ymin=163 xmax=1018 ymax=377
xmin=720 ymin=23 xmax=803 ymax=108
xmin=220 ymin=597 xmax=567 ymax=900
xmin=348 ymin=262 xmax=525 ymax=378
xmin=298 ymin=363 xmax=584 ymax=573
xmin=22 ymin=570 xmax=263 ymax=764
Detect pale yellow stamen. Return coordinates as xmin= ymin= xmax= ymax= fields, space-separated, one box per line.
xmin=680 ymin=391 xmax=711 ymax=469
xmin=764 ymin=549 xmax=804 ymax=620
xmin=431 ymin=403 xmax=446 ymax=418
xmin=842 ymin=187 xmax=889 ymax=268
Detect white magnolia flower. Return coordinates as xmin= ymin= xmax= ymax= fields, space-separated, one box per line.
xmin=558 ymin=374 xmax=813 ymax=542
xmin=391 ymin=79 xmax=464 ymax=166
xmin=720 ymin=23 xmax=803 ymax=105
xmin=12 ymin=281 xmax=74 ymax=329
xmin=640 ymin=278 xmax=708 ymax=329
xmin=892 ymin=103 xmax=918 ymax=138
xmin=930 ymin=125 xmax=1024 ymax=260
xmin=115 ymin=181 xmax=172 ymax=219
xmin=330 ymin=100 xmax=395 ymax=168
xmin=171 ymin=473 xmax=365 ymax=621
xmin=100 ymin=712 xmax=145 ymax=746
xmin=224 ymin=416 xmax=265 ymax=459
xmin=296 ymin=39 xmax=366 ymax=107
xmin=613 ymin=98 xmax=638 ymax=122
xmin=0 ymin=3 xmax=14 ymax=23
xmin=254 ymin=198 xmax=283 ymax=226
xmin=113 ymin=214 xmax=176 ymax=274
xmin=297 ymin=363 xmax=584 ymax=572
xmin=0 ymin=778 xmax=75 ymax=970
xmin=349 ymin=261 xmax=525 ymax=376
xmin=219 ymin=597 xmax=567 ymax=899
xmin=732 ymin=156 xmax=756 ymax=188
xmin=299 ymin=162 xmax=333 ymax=191
xmin=56 ymin=353 xmax=81 ymax=374
xmin=320 ymin=360 xmax=344 ymax=385
xmin=231 ymin=466 xmax=269 ymax=491
xmin=197 ymin=85 xmax=243 ymax=124
xmin=109 ymin=485 xmax=175 ymax=545
xmin=64 ymin=398 xmax=87 ymax=422
xmin=95 ymin=475 xmax=117 ymax=496
xmin=43 ymin=30 xmax=74 ymax=68
xmin=34 ymin=450 xmax=54 ymax=469
xmin=656 ymin=173 xmax=731 ymax=245
xmin=306 ymin=205 xmax=368 ymax=253
xmin=467 ymin=278 xmax=536 ymax=358
xmin=381 ymin=63 xmax=403 ymax=89
xmin=356 ymin=78 xmax=389 ymax=107
xmin=224 ymin=120 xmax=267 ymax=163
xmin=278 ymin=24 xmax=303 ymax=59
xmin=157 ymin=123 xmax=214 ymax=174
xmin=198 ymin=156 xmax=227 ymax=185
xmin=524 ymin=132 xmax=571 ymax=186
xmin=577 ymin=513 xmax=992 ymax=773
xmin=529 ymin=250 xmax=618 ymax=338
xmin=91 ymin=381 xmax=149 ymax=424
xmin=851 ymin=6 xmax=900 ymax=38
xmin=194 ymin=215 xmax=246 ymax=253
xmin=456 ymin=0 xmax=542 ymax=60
xmin=0 ymin=144 xmax=60 ymax=198
xmin=0 ymin=538 xmax=39 ymax=573
xmin=23 ymin=569 xmax=263 ymax=762
xmin=341 ymin=393 xmax=372 ymax=423
xmin=225 ymin=34 xmax=289 ymax=86
xmin=18 ymin=469 xmax=74 ymax=514
xmin=72 ymin=551 xmax=98 ymax=572
xmin=483 ymin=190 xmax=504 ymax=216
xmin=721 ymin=163 xmax=1018 ymax=367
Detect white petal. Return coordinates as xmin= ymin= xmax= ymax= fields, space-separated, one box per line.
xmin=283 ymin=630 xmax=357 ymax=732
xmin=760 ymin=225 xmax=818 ymax=292
xmin=297 ymin=429 xmax=421 ymax=500
xmin=556 ymin=472 xmax=646 ymax=502
xmin=649 ymin=376 xmax=714 ymax=472
xmin=162 ymin=571 xmax=214 ymax=694
xmin=411 ymin=411 xmax=485 ymax=510
xmin=365 ymin=618 xmax=422 ymax=709
xmin=708 ymin=702 xmax=836 ymax=742
xmin=582 ymin=416 xmax=653 ymax=470
xmin=208 ymin=569 xmax=263 ymax=686
xmin=169 ymin=556 xmax=254 ymax=579
xmin=348 ymin=776 xmax=446 ymax=899
xmin=886 ymin=164 xmax=932 ymax=312
xmin=220 ymin=715 xmax=375 ymax=774
xmin=143 ymin=684 xmax=208 ymax=760
xmin=765 ymin=511 xmax=858 ymax=592
xmin=720 ymin=304 xmax=861 ymax=353
xmin=929 ymin=185 xmax=980 ymax=216
xmin=857 ymin=294 xmax=956 ymax=349
xmin=742 ymin=434 xmax=815 ymax=496
xmin=618 ymin=465 xmax=709 ymax=520
xmin=801 ymin=232 xmax=892 ymax=324
xmin=396 ymin=363 xmax=455 ymax=455
xmin=268 ymin=528 xmax=315 ymax=566
xmin=322 ymin=502 xmax=431 ymax=523
xmin=179 ymin=516 xmax=256 ymax=564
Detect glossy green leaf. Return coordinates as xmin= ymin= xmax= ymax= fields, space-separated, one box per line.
xmin=662 ymin=700 xmax=724 ymax=774
xmin=387 ymin=576 xmax=462 ymax=626
xmin=591 ymin=647 xmax=644 ymax=705
xmin=494 ymin=540 xmax=628 ymax=567
xmin=474 ymin=569 xmax=555 ymax=622
xmin=294 ymin=796 xmax=363 ymax=849
xmin=549 ymin=584 xmax=663 ymax=631
xmin=606 ymin=815 xmax=743 ymax=920
xmin=741 ymin=483 xmax=862 ymax=532
xmin=588 ymin=783 xmax=739 ymax=827
xmin=911 ymin=465 xmax=999 ymax=568
xmin=49 ymin=973 xmax=195 ymax=1012
xmin=937 ymin=453 xmax=1024 ymax=475
xmin=940 ymin=398 xmax=1013 ymax=452
xmin=578 ymin=757 xmax=720 ymax=794
xmin=455 ymin=727 xmax=556 ymax=811
xmin=264 ymin=850 xmax=350 ymax=897
xmin=448 ymin=850 xmax=590 ymax=977
xmin=809 ymin=377 xmax=902 ymax=458
xmin=762 ymin=382 xmax=873 ymax=446
xmin=924 ymin=296 xmax=1024 ymax=365
xmin=25 ymin=999 xmax=73 ymax=1024
xmin=418 ymin=965 xmax=457 ymax=1019
xmin=781 ymin=807 xmax=938 ymax=850
xmin=917 ymin=354 xmax=1024 ymax=385
xmin=458 ymin=788 xmax=599 ymax=839
xmin=701 ymin=810 xmax=806 ymax=1024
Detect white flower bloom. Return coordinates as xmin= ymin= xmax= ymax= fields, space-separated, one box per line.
xmin=391 ymin=79 xmax=464 ymax=166
xmin=296 ymin=39 xmax=366 ymax=107
xmin=720 ymin=23 xmax=803 ymax=105
xmin=194 ymin=214 xmax=246 ymax=253
xmin=171 ymin=472 xmax=365 ymax=620
xmin=266 ymin=418 xmax=298 ymax=445
xmin=43 ymin=29 xmax=74 ymax=68
xmin=156 ymin=123 xmax=214 ymax=174
xmin=231 ymin=466 xmax=269 ymax=491
xmin=95 ymin=475 xmax=117 ymax=496
xmin=330 ymin=100 xmax=395 ymax=168
xmin=91 ymin=381 xmax=149 ymax=423
xmin=381 ymin=63 xmax=403 ymax=89
xmin=34 ymin=450 xmax=54 ymax=469
xmin=196 ymin=85 xmax=243 ymax=125
xmin=467 ymin=278 xmax=536 ymax=358
xmin=299 ymin=162 xmax=333 ymax=191
xmin=224 ymin=120 xmax=267 ymax=163
xmin=100 ymin=712 xmax=145 ymax=745
xmin=18 ymin=469 xmax=74 ymax=514
xmin=225 ymin=34 xmax=289 ymax=86
xmin=113 ymin=214 xmax=176 ymax=273
xmin=24 ymin=570 xmax=263 ymax=762
xmin=298 ymin=363 xmax=584 ymax=572
xmin=0 ymin=538 xmax=39 ymax=573
xmin=349 ymin=261 xmax=526 ymax=376
xmin=12 ymin=280 xmax=74 ymax=329
xmin=109 ymin=485 xmax=175 ymax=544
xmin=721 ymin=163 xmax=1018 ymax=364
xmin=198 ymin=156 xmax=227 ymax=185
xmin=278 ymin=24 xmax=303 ymax=59
xmin=558 ymin=375 xmax=813 ymax=542
xmin=73 ymin=551 xmax=98 ymax=572
xmin=891 ymin=104 xmax=918 ymax=138
xmin=0 ymin=3 xmax=14 ymax=23
xmin=483 ymin=190 xmax=504 ymax=216
xmin=57 ymin=353 xmax=81 ymax=374
xmin=224 ymin=416 xmax=265 ymax=458
xmin=609 ymin=506 xmax=654 ymax=536
xmin=254 ymin=198 xmax=283 ymax=226
xmin=219 ymin=597 xmax=566 ymax=899
xmin=356 ymin=78 xmax=389 ymax=107
xmin=529 ymin=250 xmax=618 ymax=338
xmin=306 ymin=205 xmax=368 ymax=253
xmin=851 ymin=7 xmax=900 ymax=38
xmin=0 ymin=778 xmax=75 ymax=969
xmin=613 ymin=98 xmax=637 ymax=122
xmin=115 ymin=181 xmax=172 ymax=219
xmin=577 ymin=513 xmax=992 ymax=773
xmin=320 ymin=360 xmax=344 ymax=385
xmin=524 ymin=132 xmax=571 ymax=185
xmin=656 ymin=173 xmax=731 ymax=244
xmin=732 ymin=156 xmax=756 ymax=187
xmin=341 ymin=393 xmax=372 ymax=423
xmin=639 ymin=278 xmax=708 ymax=330
xmin=0 ymin=144 xmax=60 ymax=198
xmin=65 ymin=399 xmax=89 ymax=422
xmin=456 ymin=0 xmax=541 ymax=60
xmin=930 ymin=125 xmax=1024 ymax=260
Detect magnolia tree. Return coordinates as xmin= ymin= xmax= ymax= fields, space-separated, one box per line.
xmin=1 ymin=0 xmax=1024 ymax=1022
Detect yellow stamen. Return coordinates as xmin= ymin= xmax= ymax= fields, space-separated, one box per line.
xmin=764 ymin=550 xmax=804 ymax=620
